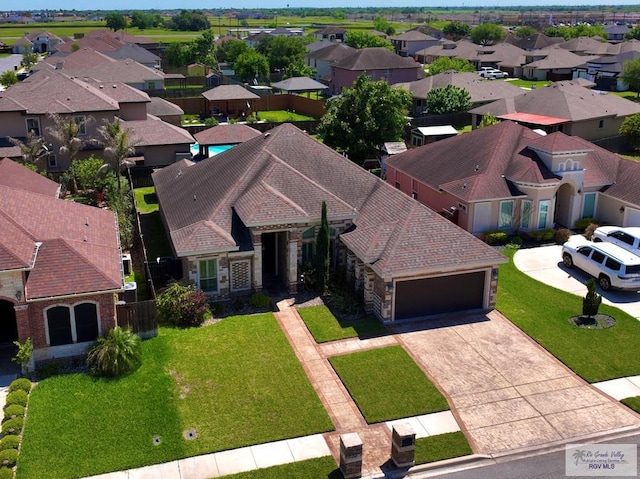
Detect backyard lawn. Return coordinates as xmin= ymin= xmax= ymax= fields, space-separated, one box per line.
xmin=257 ymin=110 xmax=317 ymax=122
xmin=504 ymin=78 xmax=552 ymax=89
xmin=297 ymin=305 xmax=386 ymax=343
xmin=497 ymin=249 xmax=640 ymax=383
xmin=329 ymin=346 xmax=449 ymax=424
xmin=133 ymin=186 xmax=159 ymax=214
xmin=17 ymin=314 xmax=333 ymax=479
xmin=133 ymin=187 xmax=171 ymax=261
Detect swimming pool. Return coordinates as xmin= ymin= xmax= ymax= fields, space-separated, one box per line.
xmin=190 ymin=143 xmax=234 ymax=159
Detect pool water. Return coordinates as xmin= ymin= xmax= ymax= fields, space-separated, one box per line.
xmin=190 ymin=143 xmax=234 ymax=159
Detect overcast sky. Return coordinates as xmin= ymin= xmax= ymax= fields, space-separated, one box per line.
xmin=21 ymin=1 xmax=640 ymax=11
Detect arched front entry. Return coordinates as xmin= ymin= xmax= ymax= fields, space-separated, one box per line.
xmin=0 ymin=300 xmax=19 ymax=376
xmin=554 ymin=183 xmax=576 ymax=228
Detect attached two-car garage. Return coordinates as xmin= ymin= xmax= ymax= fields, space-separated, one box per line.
xmin=394 ymin=271 xmax=487 ymax=321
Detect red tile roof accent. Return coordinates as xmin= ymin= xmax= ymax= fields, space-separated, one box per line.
xmin=499 ymin=112 xmax=569 ymax=126
xmin=0 ymin=158 xmax=60 ymax=197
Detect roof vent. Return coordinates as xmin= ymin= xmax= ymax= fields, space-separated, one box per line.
xmin=112 ymin=84 xmax=117 ymax=88
xmin=264 ymin=132 xmax=270 ymax=138
xmin=99 ymin=84 xmax=104 ymax=89
xmin=193 ymin=194 xmax=197 ymax=201
xmin=83 ymin=235 xmax=87 ymax=242
xmin=85 ymin=217 xmax=89 ymax=226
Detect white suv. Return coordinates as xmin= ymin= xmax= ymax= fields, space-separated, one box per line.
xmin=561 ymin=238 xmax=640 ymax=291
xmin=592 ymin=226 xmax=640 ymax=256
xmin=478 ymin=67 xmax=508 ymax=79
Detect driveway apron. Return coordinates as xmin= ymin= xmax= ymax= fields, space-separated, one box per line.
xmin=396 ymin=311 xmax=640 ymax=454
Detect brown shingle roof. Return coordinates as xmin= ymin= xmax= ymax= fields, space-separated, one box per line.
xmin=123 ymin=115 xmax=194 ymax=147
xmin=154 ymin=123 xmax=504 ymax=276
xmin=202 ymin=85 xmax=260 ymax=101
xmin=333 ymin=47 xmax=422 ymax=70
xmin=193 ymin=124 xmax=261 ymax=146
xmin=306 ymin=43 xmax=357 ymax=61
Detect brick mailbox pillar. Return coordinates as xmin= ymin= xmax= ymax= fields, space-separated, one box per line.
xmin=391 ymin=423 xmax=416 ymax=468
xmin=340 ymin=432 xmax=363 ymax=479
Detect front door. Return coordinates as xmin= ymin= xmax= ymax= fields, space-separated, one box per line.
xmin=554 ymin=183 xmax=575 ymax=228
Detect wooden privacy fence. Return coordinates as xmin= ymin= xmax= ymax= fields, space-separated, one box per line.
xmin=117 ymin=300 xmax=158 ymax=339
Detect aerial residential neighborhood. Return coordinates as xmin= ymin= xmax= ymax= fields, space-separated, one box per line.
xmin=2 ymin=6 xmax=640 ymax=479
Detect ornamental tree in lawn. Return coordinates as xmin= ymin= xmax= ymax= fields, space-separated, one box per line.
xmin=317 ymin=73 xmax=412 ymax=164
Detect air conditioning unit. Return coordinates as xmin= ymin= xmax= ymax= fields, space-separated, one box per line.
xmin=121 ymin=254 xmax=132 ymax=276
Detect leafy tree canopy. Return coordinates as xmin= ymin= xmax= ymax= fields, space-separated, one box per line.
xmin=105 ymin=13 xmax=127 ymax=32
xmin=267 ymin=36 xmax=307 ymax=71
xmin=619 ymin=113 xmax=640 ymax=150
xmin=470 ymin=23 xmax=506 ymax=45
xmin=317 ymin=73 xmax=412 ymax=163
xmin=514 ymin=26 xmax=536 ymax=38
xmin=216 ymin=38 xmax=249 ymax=65
xmin=543 ymin=24 xmax=607 ymax=40
xmin=625 ymin=25 xmax=640 ymax=41
xmin=165 ymin=10 xmax=209 ymax=31
xmin=443 ymin=21 xmax=471 ymax=40
xmin=234 ymin=49 xmax=269 ymax=82
xmin=620 ymin=57 xmax=640 ymax=98
xmin=427 ymin=57 xmax=475 ymax=76
xmin=130 ymin=11 xmax=163 ymax=30
xmin=283 ymin=61 xmax=315 ymax=79
xmin=373 ymin=16 xmax=396 ymax=36
xmin=345 ymin=30 xmax=394 ymax=51
xmin=425 ymin=84 xmax=472 ymax=115
xmin=0 ymin=70 xmax=17 ymax=88
xmin=189 ymin=29 xmax=216 ymax=63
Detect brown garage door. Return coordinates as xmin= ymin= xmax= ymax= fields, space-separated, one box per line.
xmin=395 ymin=271 xmax=485 ymax=320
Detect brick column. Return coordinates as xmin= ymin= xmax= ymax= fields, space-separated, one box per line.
xmin=340 ymin=432 xmax=362 ymax=479
xmin=14 ymin=305 xmax=30 ymax=343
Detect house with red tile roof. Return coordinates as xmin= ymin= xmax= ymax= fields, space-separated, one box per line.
xmin=386 ymin=121 xmax=640 ymax=234
xmin=0 ymin=159 xmax=123 ymax=362
xmin=153 ymin=123 xmax=506 ymax=322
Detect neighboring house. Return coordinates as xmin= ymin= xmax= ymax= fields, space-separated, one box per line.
xmin=313 ymin=27 xmax=347 ymax=42
xmin=245 ymin=31 xmax=273 ymax=49
xmin=146 ymin=97 xmax=184 ymax=126
xmin=391 ymin=30 xmax=439 ymax=58
xmin=558 ymin=36 xmax=612 ymax=56
xmin=415 ymin=39 xmax=480 ymax=64
xmin=469 ymin=81 xmax=640 ymax=141
xmin=192 ymin=123 xmax=261 ymax=157
xmin=386 ymin=120 xmax=640 ymax=235
xmin=0 ymin=158 xmax=122 ymax=363
xmin=476 ymin=43 xmax=527 ymax=77
xmin=122 ymin=115 xmax=194 ymax=167
xmin=503 ymin=32 xmax=564 ymax=51
xmin=305 ymin=43 xmax=357 ymax=82
xmin=329 ymin=47 xmax=425 ymax=94
xmin=574 ymin=50 xmax=640 ymax=91
xmin=153 ymin=123 xmax=506 ymax=322
xmin=202 ymin=85 xmax=260 ymax=118
xmin=104 ymin=43 xmax=162 ymax=70
xmin=12 ymin=30 xmax=64 ymax=54
xmin=604 ymin=24 xmax=630 ymax=43
xmin=305 ymin=39 xmax=333 ymax=53
xmin=395 ymin=71 xmax=525 ymax=117
xmin=410 ymin=125 xmax=458 ymax=147
xmin=11 ymin=37 xmax=33 ymax=54
xmin=521 ymin=47 xmax=598 ymax=81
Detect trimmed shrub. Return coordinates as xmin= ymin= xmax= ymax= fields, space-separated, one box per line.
xmin=530 ymin=228 xmax=555 ymax=242
xmin=0 ymin=449 xmax=18 ymax=467
xmin=4 ymin=391 xmax=27 ymax=408
xmin=585 ymin=223 xmax=599 ymax=241
xmin=86 ymin=327 xmax=142 ymax=378
xmin=482 ymin=230 xmax=508 ymax=245
xmin=233 ymin=298 xmax=244 ymax=311
xmin=157 ymin=282 xmax=210 ymax=328
xmin=1 ymin=418 xmax=22 ymax=437
xmin=249 ymin=292 xmax=271 ymax=309
xmin=7 ymin=379 xmax=30 ymax=395
xmin=574 ymin=217 xmax=599 ymax=231
xmin=3 ymin=405 xmax=24 ymax=420
xmin=0 ymin=466 xmax=13 ymax=479
xmin=555 ymin=228 xmax=572 ymax=245
xmin=0 ymin=435 xmax=19 ymax=451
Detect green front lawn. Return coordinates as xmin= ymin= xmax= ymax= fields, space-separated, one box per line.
xmin=257 ymin=110 xmax=317 ymax=122
xmin=505 ymin=78 xmax=552 ymax=89
xmin=415 ymin=432 xmax=473 ymax=465
xmin=134 ymin=186 xmax=159 ymax=214
xmin=621 ymin=397 xmax=640 ymax=414
xmin=297 ymin=305 xmax=386 ymax=343
xmin=329 ymin=346 xmax=449 ymax=424
xmin=18 ymin=314 xmax=333 ymax=479
xmin=497 ymin=250 xmax=640 ymax=383
xmin=224 ymin=456 xmax=341 ymax=479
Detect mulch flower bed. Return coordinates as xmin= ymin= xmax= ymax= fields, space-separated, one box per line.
xmin=568 ymin=314 xmax=616 ymax=329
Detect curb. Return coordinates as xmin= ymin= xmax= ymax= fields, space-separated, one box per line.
xmin=384 ymin=454 xmax=493 ymax=478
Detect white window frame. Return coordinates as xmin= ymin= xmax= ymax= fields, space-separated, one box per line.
xmin=47 ymin=153 xmax=57 ymax=169
xmin=538 ymin=200 xmax=550 ymax=229
xmin=498 ymin=200 xmax=514 ymax=229
xmin=44 ymin=301 xmax=101 ymax=346
xmin=25 ymin=117 xmax=41 ymax=136
xmin=521 ymin=199 xmax=533 ymax=230
xmin=198 ymin=258 xmax=218 ymax=292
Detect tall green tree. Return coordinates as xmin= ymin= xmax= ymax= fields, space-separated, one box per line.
xmin=189 ymin=29 xmax=217 ymax=64
xmin=283 ymin=61 xmax=315 ymax=79
xmin=0 ymin=70 xmax=17 ymax=88
xmin=46 ymin=113 xmax=92 ymax=166
xmin=216 ymin=38 xmax=249 ymax=64
xmin=514 ymin=26 xmax=536 ymax=38
xmin=345 ymin=31 xmax=394 ymax=51
xmin=620 ymin=58 xmax=640 ymax=97
xmin=373 ymin=16 xmax=395 ymax=36
xmin=625 ymin=25 xmax=640 ymax=41
xmin=98 ymin=118 xmax=137 ymax=191
xmin=443 ymin=21 xmax=471 ymax=41
xmin=105 ymin=13 xmax=127 ymax=32
xmin=234 ymin=50 xmax=269 ymax=82
xmin=165 ymin=42 xmax=190 ymax=68
xmin=425 ymin=85 xmax=472 ymax=115
xmin=427 ymin=57 xmax=475 ymax=75
xmin=7 ymin=130 xmax=49 ymax=168
xmin=317 ymin=73 xmax=412 ymax=163
xmin=470 ymin=23 xmax=506 ymax=45
xmin=313 ymin=201 xmax=330 ymax=294
xmin=619 ymin=113 xmax=640 ymax=150
xmin=267 ymin=36 xmax=307 ymax=72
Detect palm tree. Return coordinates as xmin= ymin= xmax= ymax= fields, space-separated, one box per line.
xmin=45 ymin=113 xmax=93 ymax=165
xmin=572 ymin=449 xmax=587 ymax=466
xmin=98 ymin=118 xmax=137 ymax=191
xmin=7 ymin=131 xmax=49 ymax=169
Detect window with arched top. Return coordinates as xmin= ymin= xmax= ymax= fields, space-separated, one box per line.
xmin=74 ymin=303 xmax=99 ymax=343
xmin=47 ymin=306 xmax=72 ymax=346
xmin=45 ymin=301 xmax=101 ymax=346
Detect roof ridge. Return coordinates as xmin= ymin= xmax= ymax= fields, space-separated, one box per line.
xmin=61 ymin=237 xmax=122 ymax=288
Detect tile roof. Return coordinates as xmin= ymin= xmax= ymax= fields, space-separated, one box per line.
xmin=0 ymin=165 xmax=122 ymax=298
xmin=0 ymin=69 xmax=120 ymax=114
xmin=193 ymin=124 xmax=261 ymax=145
xmin=0 ymin=158 xmax=60 ymax=197
xmin=386 ymin=121 xmax=632 ymax=202
xmin=202 ymin=85 xmax=260 ymax=101
xmin=122 ymin=115 xmax=194 ymax=147
xmin=470 ymin=81 xmax=640 ymax=121
xmin=333 ymin=47 xmax=423 ymax=70
xmin=306 ymin=43 xmax=357 ymax=61
xmin=395 ymin=71 xmax=524 ymax=103
xmin=153 ymin=123 xmax=504 ymax=277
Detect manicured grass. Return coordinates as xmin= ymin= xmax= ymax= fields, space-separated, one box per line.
xmin=497 ymin=249 xmax=640 ymax=383
xmin=297 ymin=305 xmax=386 ymax=343
xmin=619 ymin=152 xmax=640 ymax=163
xmin=17 ymin=314 xmax=333 ymax=479
xmin=224 ymin=456 xmax=341 ymax=479
xmin=134 ymin=186 xmax=159 ymax=214
xmin=610 ymin=91 xmax=640 ymax=101
xmin=505 ymin=78 xmax=552 ymax=89
xmin=415 ymin=432 xmax=473 ymax=465
xmin=621 ymin=397 xmax=640 ymax=414
xmin=257 ymin=110 xmax=317 ymax=122
xmin=141 ymin=211 xmax=172 ymax=261
xmin=329 ymin=346 xmax=449 ymax=424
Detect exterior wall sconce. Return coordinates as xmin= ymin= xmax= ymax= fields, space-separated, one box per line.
xmin=620 ymin=206 xmax=626 ymax=213
xmin=15 ymin=290 xmax=22 ymax=301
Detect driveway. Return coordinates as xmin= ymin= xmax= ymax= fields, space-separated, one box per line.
xmin=0 ymin=54 xmax=22 ymax=74
xmin=514 ymin=244 xmax=640 ymax=319
xmin=395 ymin=311 xmax=640 ymax=455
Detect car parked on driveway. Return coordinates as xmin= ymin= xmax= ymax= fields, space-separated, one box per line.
xmin=561 ymin=238 xmax=640 ymax=291
xmin=478 ymin=67 xmax=508 ymax=79
xmin=592 ymin=226 xmax=640 ymax=256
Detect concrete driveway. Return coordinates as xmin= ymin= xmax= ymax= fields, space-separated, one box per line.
xmin=0 ymin=54 xmax=22 ymax=74
xmin=514 ymin=244 xmax=640 ymax=319
xmin=395 ymin=312 xmax=640 ymax=455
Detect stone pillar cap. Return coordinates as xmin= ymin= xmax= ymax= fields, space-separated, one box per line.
xmin=340 ymin=432 xmax=362 ymax=448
